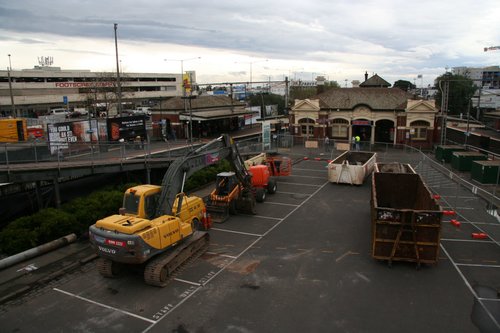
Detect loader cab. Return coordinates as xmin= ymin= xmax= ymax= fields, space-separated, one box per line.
xmin=214 ymin=172 xmax=239 ymax=196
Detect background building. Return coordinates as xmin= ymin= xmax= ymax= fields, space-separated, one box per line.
xmin=453 ymin=66 xmax=500 ymax=112
xmin=290 ymin=74 xmax=438 ymax=149
xmin=0 ymin=65 xmax=188 ymax=118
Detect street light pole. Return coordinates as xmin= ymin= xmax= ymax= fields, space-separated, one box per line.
xmin=114 ymin=23 xmax=123 ymax=117
xmin=236 ymin=59 xmax=268 ymax=91
xmin=7 ymin=54 xmax=16 ymax=117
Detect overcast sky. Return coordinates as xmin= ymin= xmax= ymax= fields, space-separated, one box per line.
xmin=0 ymin=0 xmax=499 ymax=87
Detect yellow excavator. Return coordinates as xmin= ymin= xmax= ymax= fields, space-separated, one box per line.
xmin=88 ymin=134 xmax=256 ymax=286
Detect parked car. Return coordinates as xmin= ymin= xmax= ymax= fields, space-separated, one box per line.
xmin=74 ymin=108 xmax=89 ymax=116
xmin=131 ymin=107 xmax=152 ymax=116
xmin=66 ymin=111 xmax=84 ymax=118
xmin=49 ymin=108 xmax=69 ymax=116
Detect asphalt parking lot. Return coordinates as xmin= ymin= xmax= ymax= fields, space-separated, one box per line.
xmin=0 ymin=149 xmax=499 ymax=332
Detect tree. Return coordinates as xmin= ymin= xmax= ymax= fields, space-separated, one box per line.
xmin=434 ymin=73 xmax=476 ymax=116
xmin=247 ymin=93 xmax=285 ymax=114
xmin=394 ymin=80 xmax=416 ymax=91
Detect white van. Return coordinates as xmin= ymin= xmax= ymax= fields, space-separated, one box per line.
xmin=49 ymin=108 xmax=69 ymax=116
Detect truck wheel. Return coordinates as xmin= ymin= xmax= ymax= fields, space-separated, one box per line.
xmin=267 ymin=179 xmax=277 ymax=194
xmin=256 ymin=188 xmax=266 ymax=202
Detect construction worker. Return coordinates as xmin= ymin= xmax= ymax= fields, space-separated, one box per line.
xmin=355 ymin=135 xmax=361 ymax=151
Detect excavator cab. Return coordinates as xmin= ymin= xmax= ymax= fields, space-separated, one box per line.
xmin=120 ymin=185 xmax=161 ymax=219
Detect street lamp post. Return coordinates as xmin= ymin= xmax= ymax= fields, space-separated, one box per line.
xmin=114 ymin=23 xmax=123 ymax=117
xmin=236 ymin=59 xmax=268 ymax=90
xmin=7 ymin=54 xmax=16 ymax=117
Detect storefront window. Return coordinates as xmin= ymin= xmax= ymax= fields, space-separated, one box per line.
xmin=298 ymin=118 xmax=315 ymax=136
xmin=410 ymin=120 xmax=429 ymax=140
xmin=331 ymin=118 xmax=349 ymax=138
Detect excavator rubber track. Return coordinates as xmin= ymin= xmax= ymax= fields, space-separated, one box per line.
xmin=96 ymin=257 xmax=121 ymax=278
xmin=143 ymin=231 xmax=210 ymax=287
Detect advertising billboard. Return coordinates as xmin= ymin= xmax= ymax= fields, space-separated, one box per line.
xmin=47 ymin=119 xmax=98 ymax=154
xmin=106 ymin=116 xmax=147 ymax=142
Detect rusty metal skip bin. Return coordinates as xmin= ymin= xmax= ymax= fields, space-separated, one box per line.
xmin=371 ymin=164 xmax=443 ymax=267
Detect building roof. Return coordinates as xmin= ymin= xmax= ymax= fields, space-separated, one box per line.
xmin=359 ymin=74 xmax=391 ymax=88
xmin=160 ymin=95 xmax=245 ymax=111
xmin=179 ymin=108 xmax=255 ymax=121
xmin=314 ymin=87 xmax=411 ymax=110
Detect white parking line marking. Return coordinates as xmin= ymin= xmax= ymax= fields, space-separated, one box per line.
xmin=291 ymin=175 xmax=325 ymax=179
xmin=211 ymin=227 xmax=263 ymax=237
xmin=275 ymin=191 xmax=311 ymax=196
xmin=278 ymin=182 xmax=321 ymax=187
xmin=173 ymin=278 xmax=201 ymax=287
xmin=53 ymin=288 xmax=156 ymax=324
xmin=263 ymin=201 xmax=299 ymax=207
xmin=142 ymin=180 xmax=330 ymax=333
xmin=441 ymin=238 xmax=494 ymax=243
xmin=455 ymin=263 xmax=500 ymax=268
xmin=240 ymin=214 xmax=282 ymax=221
xmin=205 ymin=251 xmax=237 ymax=259
xmin=293 ymin=168 xmax=326 ymax=172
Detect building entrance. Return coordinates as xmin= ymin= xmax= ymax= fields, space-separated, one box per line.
xmin=375 ymin=119 xmax=394 ymax=143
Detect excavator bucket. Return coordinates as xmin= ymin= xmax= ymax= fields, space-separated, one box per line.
xmin=236 ymin=192 xmax=257 ymax=215
xmin=206 ymin=203 xmax=230 ymax=223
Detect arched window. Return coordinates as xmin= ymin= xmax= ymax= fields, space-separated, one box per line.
xmin=410 ymin=120 xmax=430 ymax=140
xmin=330 ymin=118 xmax=349 ymax=138
xmin=298 ymin=118 xmax=315 ymax=137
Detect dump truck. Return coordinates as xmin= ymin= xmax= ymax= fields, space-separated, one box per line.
xmin=371 ymin=165 xmax=443 ymax=267
xmin=328 ymin=151 xmax=376 ymax=185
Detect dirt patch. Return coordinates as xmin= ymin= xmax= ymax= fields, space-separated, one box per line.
xmin=227 ymin=259 xmax=260 ymax=275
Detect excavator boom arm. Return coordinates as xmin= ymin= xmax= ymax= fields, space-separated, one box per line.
xmin=155 ymin=134 xmax=252 ymax=217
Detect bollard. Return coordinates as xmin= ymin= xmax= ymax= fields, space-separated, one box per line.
xmin=471 ymin=233 xmax=488 ymax=239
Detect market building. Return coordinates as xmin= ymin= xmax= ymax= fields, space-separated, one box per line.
xmin=153 ymin=95 xmax=258 ymax=140
xmin=290 ymin=74 xmax=439 ymax=149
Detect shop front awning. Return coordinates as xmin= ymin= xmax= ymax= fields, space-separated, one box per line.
xmin=179 ymin=108 xmax=258 ymax=121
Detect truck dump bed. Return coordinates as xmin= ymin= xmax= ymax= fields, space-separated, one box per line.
xmin=371 ymin=172 xmax=442 ymax=266
xmin=328 ymin=151 xmax=376 ymax=185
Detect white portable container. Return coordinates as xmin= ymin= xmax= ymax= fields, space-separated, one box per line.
xmin=328 ymin=151 xmax=377 ymax=185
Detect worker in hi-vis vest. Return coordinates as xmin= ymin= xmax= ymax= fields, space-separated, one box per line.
xmin=355 ymin=135 xmax=361 ymax=151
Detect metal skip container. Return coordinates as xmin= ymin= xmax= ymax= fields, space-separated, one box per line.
xmin=328 ymin=151 xmax=377 ymax=185
xmin=371 ymin=169 xmax=443 ymax=266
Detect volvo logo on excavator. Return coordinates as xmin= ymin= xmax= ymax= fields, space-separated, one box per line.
xmin=98 ymin=246 xmax=117 ymax=254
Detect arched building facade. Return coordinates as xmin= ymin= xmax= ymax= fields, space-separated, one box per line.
xmin=290 ymin=87 xmax=438 ymax=149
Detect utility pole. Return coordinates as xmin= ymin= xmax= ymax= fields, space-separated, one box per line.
xmin=439 ymin=79 xmax=449 ymax=145
xmin=7 ymin=54 xmax=16 ymax=117
xmin=284 ymin=76 xmax=289 ymax=116
xmin=114 ymin=23 xmax=123 ymax=117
